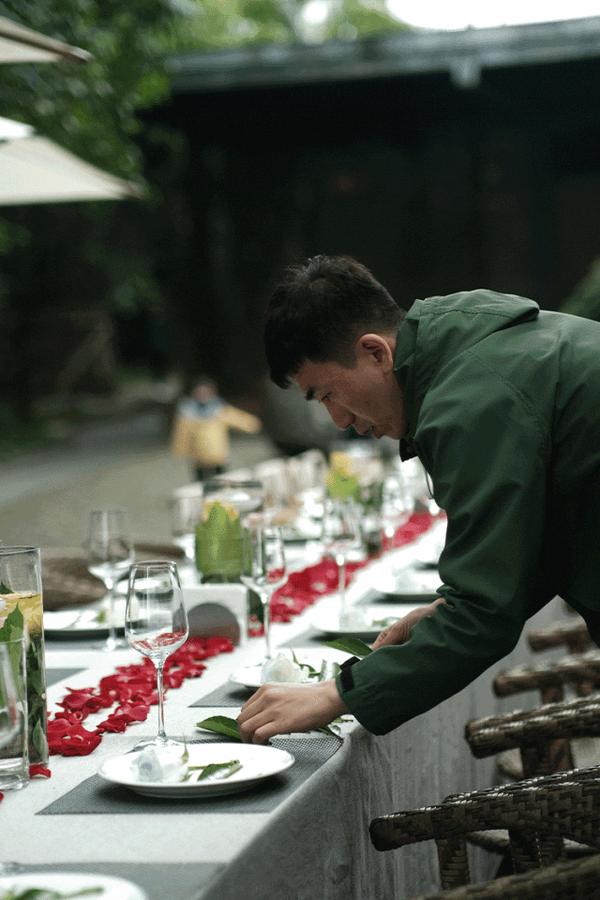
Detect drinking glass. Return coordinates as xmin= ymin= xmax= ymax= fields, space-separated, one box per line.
xmin=321 ymin=498 xmax=363 ymax=622
xmin=241 ymin=520 xmax=287 ymax=660
xmin=86 ymin=509 xmax=134 ymax=651
xmin=125 ymin=560 xmax=189 ymax=749
xmin=0 ymin=639 xmax=29 ymax=791
xmin=0 ymin=546 xmax=47 ymax=765
xmin=171 ymin=494 xmax=203 ymax=565
xmin=380 ymin=473 xmax=415 ymax=553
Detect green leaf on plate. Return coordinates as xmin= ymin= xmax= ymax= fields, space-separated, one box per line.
xmin=189 ymin=759 xmax=242 ymax=781
xmin=324 ymin=637 xmax=373 ymax=657
xmin=195 ymin=715 xmax=241 ymax=741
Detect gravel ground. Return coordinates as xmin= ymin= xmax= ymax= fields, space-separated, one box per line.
xmin=0 ymin=412 xmax=277 ymax=549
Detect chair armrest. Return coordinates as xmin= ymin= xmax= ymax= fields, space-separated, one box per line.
xmin=494 ymin=650 xmax=600 ymax=701
xmin=413 ymin=853 xmax=600 ymax=899
xmin=528 ymin=619 xmax=592 ymax=654
xmin=466 ymin=695 xmax=600 ymax=758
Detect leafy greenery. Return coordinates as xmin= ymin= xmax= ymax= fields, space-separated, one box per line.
xmin=185 ymin=758 xmax=242 ymax=781
xmin=165 ymin=0 xmax=408 ymax=52
xmin=0 ymin=601 xmax=48 ymax=763
xmin=325 ymin=636 xmax=372 ymax=656
xmin=0 ymin=888 xmax=103 ymax=899
xmin=196 ymin=715 xmax=242 ymax=741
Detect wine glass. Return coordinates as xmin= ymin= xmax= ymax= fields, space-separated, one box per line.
xmin=171 ymin=493 xmax=202 ymax=566
xmin=240 ymin=520 xmax=287 ymax=660
xmin=86 ymin=509 xmax=134 ymax=651
xmin=321 ymin=498 xmax=363 ymax=623
xmin=380 ymin=473 xmax=415 ymax=553
xmin=125 ymin=560 xmax=189 ymax=750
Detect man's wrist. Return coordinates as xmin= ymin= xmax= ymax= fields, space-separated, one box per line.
xmin=320 ymin=678 xmax=348 ymax=718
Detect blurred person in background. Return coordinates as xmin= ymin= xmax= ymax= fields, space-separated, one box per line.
xmin=171 ymin=376 xmax=261 ymax=481
xmin=237 ymin=254 xmax=600 ymax=743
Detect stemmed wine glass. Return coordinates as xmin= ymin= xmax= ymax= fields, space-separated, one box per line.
xmin=86 ymin=509 xmax=134 ymax=651
xmin=241 ymin=519 xmax=287 ymax=660
xmin=321 ymin=498 xmax=363 ymax=623
xmin=125 ymin=560 xmax=189 ymax=750
xmin=380 ymin=473 xmax=415 ymax=554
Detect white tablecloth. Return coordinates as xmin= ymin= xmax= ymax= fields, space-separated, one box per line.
xmin=1 ymin=523 xmax=564 ymax=899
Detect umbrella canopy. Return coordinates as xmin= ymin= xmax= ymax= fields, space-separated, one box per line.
xmin=0 ymin=15 xmax=90 ymax=64
xmin=0 ymin=116 xmax=142 ymax=205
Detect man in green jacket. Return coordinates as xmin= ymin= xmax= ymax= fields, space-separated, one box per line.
xmin=237 ymin=255 xmax=600 ymax=742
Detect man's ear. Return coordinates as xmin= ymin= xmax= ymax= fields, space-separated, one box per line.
xmin=356 ymin=333 xmax=395 ymax=371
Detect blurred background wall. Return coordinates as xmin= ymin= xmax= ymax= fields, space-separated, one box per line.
xmin=1 ymin=5 xmax=600 ymax=448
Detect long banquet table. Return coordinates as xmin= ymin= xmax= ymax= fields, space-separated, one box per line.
xmin=1 ymin=523 xmax=566 ymax=899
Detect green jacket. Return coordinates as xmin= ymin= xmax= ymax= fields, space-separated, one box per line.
xmin=337 ymin=289 xmax=600 ymax=734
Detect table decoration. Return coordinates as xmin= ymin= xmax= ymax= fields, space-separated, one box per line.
xmin=98 ymin=742 xmax=294 ymax=799
xmin=0 ymin=547 xmax=48 ymax=767
xmin=325 ymin=637 xmax=372 ymax=657
xmin=46 ymin=636 xmax=233 ymax=758
xmin=0 ymin=638 xmax=28 ymax=791
xmin=196 ymin=480 xmax=264 ymax=583
xmin=267 ymin=511 xmax=435 ymax=627
xmin=197 ymin=712 xmax=349 ymax=742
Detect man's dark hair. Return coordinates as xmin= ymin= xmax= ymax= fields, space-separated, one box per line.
xmin=264 ymin=255 xmax=405 ymax=388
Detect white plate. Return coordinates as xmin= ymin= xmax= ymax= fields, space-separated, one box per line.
xmin=311 ymin=604 xmax=422 ymax=638
xmin=98 ymin=743 xmax=295 ymax=799
xmin=372 ymin=566 xmax=441 ymax=601
xmin=229 ymin=648 xmax=347 ymax=689
xmin=44 ymin=600 xmax=126 ymax=639
xmin=0 ymin=872 xmax=147 ymax=900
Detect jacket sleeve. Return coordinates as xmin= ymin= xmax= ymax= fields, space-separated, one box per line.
xmin=337 ymin=355 xmax=552 ymax=734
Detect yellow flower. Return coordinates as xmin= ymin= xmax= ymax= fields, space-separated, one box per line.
xmin=0 ymin=591 xmax=43 ymax=634
xmin=329 ymin=452 xmax=355 ymax=477
xmin=202 ymin=500 xmax=240 ymax=523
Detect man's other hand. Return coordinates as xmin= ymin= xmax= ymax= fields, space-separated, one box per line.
xmin=237 ymin=679 xmax=348 ymax=744
xmin=371 ymin=597 xmax=445 ymax=650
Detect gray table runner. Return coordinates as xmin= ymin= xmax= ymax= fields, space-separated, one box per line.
xmin=39 ymin=736 xmax=341 ymax=817
xmin=4 ymin=862 xmax=224 ymax=900
xmin=189 ymin=683 xmax=254 ymax=708
xmin=46 ymin=668 xmax=85 ymax=687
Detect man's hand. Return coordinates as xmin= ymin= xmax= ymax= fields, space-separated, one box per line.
xmin=371 ymin=597 xmax=445 ymax=649
xmin=237 ymin=679 xmax=348 ymax=744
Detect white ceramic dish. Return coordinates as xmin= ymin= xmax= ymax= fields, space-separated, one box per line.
xmin=98 ymin=743 xmax=295 ymax=799
xmin=0 ymin=872 xmax=147 ymax=899
xmin=44 ymin=600 xmax=126 ymax=639
xmin=310 ymin=604 xmax=421 ymax=638
xmin=372 ymin=566 xmax=441 ymax=601
xmin=228 ymin=648 xmax=347 ymax=690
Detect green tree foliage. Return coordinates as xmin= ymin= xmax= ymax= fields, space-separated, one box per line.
xmin=165 ymin=0 xmax=407 ymax=51
xmin=0 ymin=0 xmax=408 ymax=425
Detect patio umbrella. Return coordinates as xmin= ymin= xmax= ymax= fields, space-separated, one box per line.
xmin=0 ymin=115 xmax=142 ymax=205
xmin=0 ymin=15 xmax=90 ymax=64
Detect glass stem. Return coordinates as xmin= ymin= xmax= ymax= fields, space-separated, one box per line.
xmin=337 ymin=555 xmax=347 ymax=620
xmin=105 ymin=579 xmax=117 ymax=651
xmin=262 ymin=590 xmax=272 ymax=659
xmin=155 ymin=660 xmax=167 ymax=742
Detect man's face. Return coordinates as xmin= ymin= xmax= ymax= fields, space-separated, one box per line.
xmin=294 ymin=335 xmax=406 ymax=440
